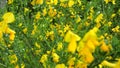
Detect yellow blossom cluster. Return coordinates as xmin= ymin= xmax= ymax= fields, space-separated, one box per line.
xmin=0 ymin=12 xmax=15 ymax=41
xmin=0 ymin=0 xmax=120 ymax=68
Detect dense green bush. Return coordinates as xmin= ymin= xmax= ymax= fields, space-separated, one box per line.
xmin=0 ymin=0 xmax=120 ymax=68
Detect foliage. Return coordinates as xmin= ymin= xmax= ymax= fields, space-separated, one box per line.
xmin=0 ymin=0 xmax=120 ymax=68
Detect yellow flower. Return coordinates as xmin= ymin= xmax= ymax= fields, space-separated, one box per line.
xmin=40 ymin=54 xmax=48 ymax=63
xmin=42 ymin=8 xmax=47 ymax=16
xmin=115 ymin=26 xmax=119 ymax=32
xmin=0 ymin=31 xmax=3 ymax=40
xmin=21 ymin=63 xmax=25 ymax=68
xmin=46 ymin=51 xmax=51 ymax=55
xmin=18 ymin=23 xmax=23 ymax=27
xmin=35 ymin=42 xmax=41 ymax=48
xmin=85 ymin=21 xmax=90 ymax=26
xmin=90 ymin=7 xmax=94 ymax=14
xmin=31 ymin=0 xmax=43 ymax=5
xmin=112 ymin=28 xmax=116 ymax=32
xmin=31 ymin=25 xmax=37 ymax=35
xmin=111 ymin=0 xmax=116 ymax=4
xmin=35 ymin=12 xmax=41 ymax=20
xmin=91 ymin=39 xmax=99 ymax=47
xmin=64 ymin=30 xmax=71 ymax=42
xmin=67 ymin=57 xmax=76 ymax=67
xmin=46 ymin=0 xmax=53 ymax=4
xmin=77 ymin=0 xmax=82 ymax=6
xmin=31 ymin=0 xmax=36 ymax=5
xmin=23 ymin=28 xmax=27 ymax=34
xmin=6 ymin=27 xmax=16 ymax=41
xmin=77 ymin=41 xmax=85 ymax=52
xmin=24 ymin=8 xmax=29 ymax=13
xmin=58 ymin=30 xmax=64 ymax=37
xmin=68 ymin=39 xmax=77 ymax=53
xmin=76 ymin=60 xmax=87 ymax=68
xmin=64 ymin=24 xmax=70 ymax=32
xmin=57 ymin=42 xmax=63 ymax=51
xmin=114 ymin=59 xmax=120 ymax=68
xmin=100 ymin=59 xmax=120 ymax=68
xmin=35 ymin=50 xmax=41 ymax=55
xmin=100 ymin=60 xmax=116 ymax=67
xmin=55 ymin=63 xmax=66 ymax=68
xmin=108 ymin=21 xmax=112 ymax=27
xmin=104 ymin=0 xmax=115 ymax=4
xmin=78 ymin=27 xmax=99 ymax=54
xmin=95 ymin=13 xmax=103 ymax=23
xmin=86 ymin=40 xmax=95 ymax=52
xmin=64 ymin=30 xmax=80 ymax=53
xmin=87 ymin=7 xmax=94 ymax=20
xmin=48 ymin=7 xmax=57 ymax=17
xmin=77 ymin=27 xmax=100 ymax=61
xmin=82 ymin=27 xmax=98 ymax=42
xmin=79 ymin=47 xmax=94 ymax=64
xmin=104 ymin=0 xmax=110 ymax=4
xmin=9 ymin=32 xmax=15 ymax=41
xmin=60 ymin=2 xmax=67 ymax=8
xmin=36 ymin=0 xmax=43 ymax=5
xmin=52 ymin=53 xmax=60 ymax=63
xmin=2 ymin=12 xmax=15 ymax=23
xmin=8 ymin=0 xmax=13 ymax=4
xmin=100 ymin=41 xmax=109 ymax=52
xmin=0 ymin=14 xmax=15 ymax=41
xmin=68 ymin=0 xmax=74 ymax=7
xmin=15 ymin=64 xmax=19 ymax=68
xmin=81 ymin=5 xmax=85 ymax=10
xmin=111 ymin=13 xmax=116 ymax=18
xmin=64 ymin=30 xmax=80 ymax=42
xmin=76 ymin=16 xmax=81 ymax=23
xmin=53 ymin=0 xmax=58 ymax=5
xmin=9 ymin=54 xmax=18 ymax=64
xmin=112 ymin=26 xmax=120 ymax=32
xmin=46 ymin=31 xmax=54 ymax=40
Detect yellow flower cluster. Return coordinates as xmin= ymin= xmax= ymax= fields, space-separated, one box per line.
xmin=112 ymin=26 xmax=120 ymax=33
xmin=31 ymin=0 xmax=43 ymax=5
xmin=9 ymin=54 xmax=17 ymax=64
xmin=8 ymin=0 xmax=13 ymax=4
xmin=78 ymin=27 xmax=99 ymax=64
xmin=63 ymin=27 xmax=103 ymax=67
xmin=1 ymin=0 xmax=119 ymax=68
xmin=46 ymin=0 xmax=58 ymax=5
xmin=68 ymin=0 xmax=75 ymax=7
xmin=64 ymin=30 xmax=81 ymax=53
xmin=95 ymin=13 xmax=103 ymax=28
xmin=0 ymin=12 xmax=15 ymax=41
xmin=104 ymin=0 xmax=116 ymax=4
